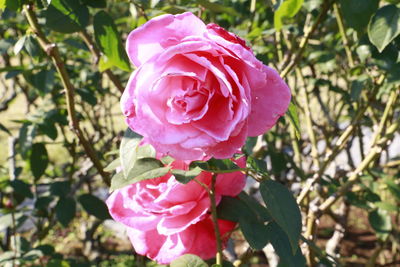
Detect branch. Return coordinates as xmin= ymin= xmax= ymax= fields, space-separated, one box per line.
xmin=23 ymin=4 xmax=110 ymax=186
xmin=297 ymin=75 xmax=384 ymax=204
xmin=79 ymin=30 xmax=125 ymax=94
xmin=318 ymin=120 xmax=399 ymax=212
xmin=280 ymin=0 xmax=333 ymax=78
xmin=333 ymin=3 xmax=355 ymax=68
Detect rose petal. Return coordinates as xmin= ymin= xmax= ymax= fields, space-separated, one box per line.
xmin=205 ymin=122 xmax=248 ymax=159
xmin=157 ymin=196 xmax=210 ymax=235
xmin=106 ymin=188 xmax=160 ymax=231
xmin=126 ymin=12 xmax=207 ymax=67
xmin=247 ymin=66 xmax=291 ymax=136
xmin=127 ymin=228 xmax=189 ymax=265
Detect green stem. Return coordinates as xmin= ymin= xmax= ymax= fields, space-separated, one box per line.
xmin=210 ymin=174 xmax=223 ymax=265
xmin=297 ymin=75 xmax=384 ymax=204
xmin=319 ymin=118 xmax=400 ymax=212
xmin=280 ymin=0 xmax=333 ymax=78
xmin=333 ymin=3 xmax=355 ymax=68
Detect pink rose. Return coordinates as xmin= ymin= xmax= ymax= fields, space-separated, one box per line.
xmin=106 ymin=157 xmax=246 ymax=264
xmin=121 ymin=12 xmax=291 ymax=160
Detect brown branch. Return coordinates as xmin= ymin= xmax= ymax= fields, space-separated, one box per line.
xmin=23 ymin=4 xmax=110 ymax=186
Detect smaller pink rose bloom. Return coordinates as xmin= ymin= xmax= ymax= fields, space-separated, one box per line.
xmin=106 ymin=156 xmax=246 ymax=264
xmin=122 ymin=12 xmax=291 ymax=160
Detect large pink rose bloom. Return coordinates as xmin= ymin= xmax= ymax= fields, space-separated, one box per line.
xmin=106 ymin=157 xmax=246 ymax=264
xmin=122 ymin=12 xmax=291 ymax=160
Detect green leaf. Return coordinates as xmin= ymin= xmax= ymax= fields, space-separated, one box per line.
xmin=217 ymin=196 xmax=256 ymax=222
xmin=81 ymin=0 xmax=106 ymax=8
xmin=44 ymin=0 xmax=89 ymax=33
xmin=93 ymin=11 xmax=131 ymax=72
xmin=191 ymin=158 xmax=244 ymax=174
xmin=104 ymin=157 xmax=120 ymax=172
xmin=1 ymin=0 xmax=22 ymax=11
xmin=243 ymin=136 xmax=257 ymax=155
xmin=239 ymin=216 xmax=269 ymax=250
xmin=170 ymin=254 xmax=208 ymax=267
xmin=246 ymin=156 xmax=268 ymax=176
xmin=38 ymin=122 xmax=58 ymax=140
xmin=266 ymin=222 xmax=306 ymax=267
xmin=385 ymin=179 xmax=400 ymax=201
xmin=368 ymin=5 xmax=400 ymax=53
xmin=125 ymin=157 xmax=166 ymax=180
xmin=374 ymin=201 xmax=398 ymax=212
xmin=218 ymin=195 xmax=271 ymax=250
xmin=274 ymin=0 xmax=304 ymax=31
xmin=50 ymin=181 xmax=70 ymax=197
xmin=14 ymin=35 xmax=26 ymax=55
xmin=286 ymin=101 xmax=300 ymax=139
xmin=238 ymin=192 xmax=272 ymax=222
xmin=76 ymin=88 xmax=97 ymax=106
xmin=260 ymin=180 xmax=302 ymax=254
xmin=339 ymin=0 xmax=379 ymax=32
xmin=119 ymin=128 xmax=142 ymax=178
xmin=110 ymin=159 xmax=170 ymax=191
xmin=31 ymin=69 xmax=55 ymax=96
xmin=55 ymin=197 xmax=76 ymax=227
xmin=10 ymin=180 xmax=33 ymax=199
xmin=25 ymin=35 xmax=43 ymax=59
xmin=172 ymin=167 xmax=202 ymax=184
xmin=0 ymin=122 xmax=11 ymax=135
xmin=35 ymin=196 xmax=54 ymax=211
xmin=29 ymin=143 xmax=49 ymax=180
xmin=19 ymin=123 xmax=37 ymax=159
xmin=78 ymin=194 xmax=111 ymax=220
xmin=368 ymin=209 xmax=392 ymax=240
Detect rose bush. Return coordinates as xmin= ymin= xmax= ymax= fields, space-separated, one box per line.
xmin=106 ymin=156 xmax=246 ymax=264
xmin=121 ymin=12 xmax=291 ymax=160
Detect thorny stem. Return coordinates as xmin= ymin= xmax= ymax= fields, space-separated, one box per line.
xmin=194 ymin=174 xmax=223 ymax=264
xmin=23 ymin=4 xmax=110 ymax=186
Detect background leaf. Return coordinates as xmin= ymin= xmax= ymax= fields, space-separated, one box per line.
xmin=78 ymin=194 xmax=111 ymax=220
xmin=29 ymin=143 xmax=49 ymax=180
xmin=55 ymin=197 xmax=76 ymax=227
xmin=274 ymin=0 xmax=304 ymax=31
xmin=368 ymin=5 xmax=400 ymax=52
xmin=339 ymin=0 xmax=379 ymax=32
xmin=44 ymin=0 xmax=89 ymax=33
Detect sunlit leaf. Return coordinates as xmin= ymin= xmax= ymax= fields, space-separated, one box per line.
xmin=93 ymin=11 xmax=131 ymax=71
xmin=274 ymin=0 xmax=304 ymax=31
